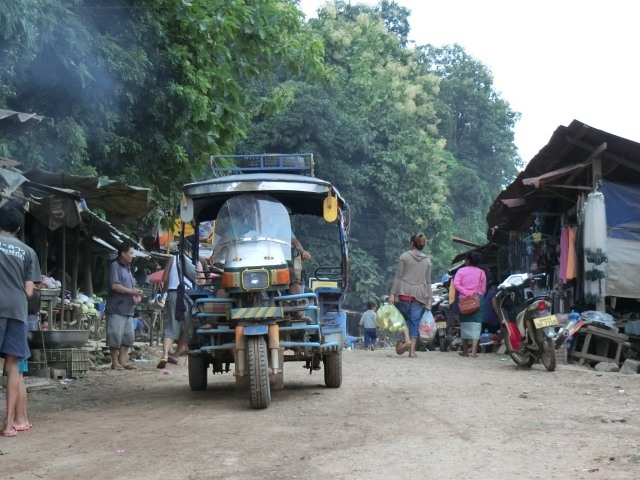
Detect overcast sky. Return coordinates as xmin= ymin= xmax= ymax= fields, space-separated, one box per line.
xmin=299 ymin=0 xmax=640 ymax=163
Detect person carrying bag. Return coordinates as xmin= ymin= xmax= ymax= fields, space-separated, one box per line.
xmin=453 ymin=251 xmax=486 ymax=357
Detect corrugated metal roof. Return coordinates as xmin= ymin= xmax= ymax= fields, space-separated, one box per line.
xmin=23 ymin=168 xmax=155 ymax=224
xmin=486 ymin=120 xmax=640 ymax=244
xmin=0 ymin=108 xmax=48 ymax=133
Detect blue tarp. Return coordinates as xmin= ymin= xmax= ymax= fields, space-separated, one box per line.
xmin=601 ymin=180 xmax=640 ymax=241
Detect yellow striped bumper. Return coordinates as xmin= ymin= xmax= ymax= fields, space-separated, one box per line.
xmin=230 ymin=306 xmax=283 ymax=320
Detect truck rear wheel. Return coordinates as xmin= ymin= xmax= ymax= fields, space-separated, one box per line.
xmin=323 ymin=350 xmax=343 ymax=388
xmin=247 ymin=336 xmax=271 ymax=409
xmin=188 ymin=354 xmax=208 ymax=391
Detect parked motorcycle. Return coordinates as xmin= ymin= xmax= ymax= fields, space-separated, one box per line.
xmin=417 ymin=285 xmax=455 ymax=352
xmin=495 ymin=273 xmax=566 ymax=371
xmin=432 ymin=296 xmax=451 ymax=352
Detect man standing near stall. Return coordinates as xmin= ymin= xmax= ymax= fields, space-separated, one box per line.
xmin=105 ymin=240 xmax=143 ymax=371
xmin=0 ymin=205 xmax=40 ymax=437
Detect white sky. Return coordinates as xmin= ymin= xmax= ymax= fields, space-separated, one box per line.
xmin=299 ymin=0 xmax=640 ymax=163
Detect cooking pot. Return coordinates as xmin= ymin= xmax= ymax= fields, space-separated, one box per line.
xmin=27 ymin=330 xmax=90 ymax=350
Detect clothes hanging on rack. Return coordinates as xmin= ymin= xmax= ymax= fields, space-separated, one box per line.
xmin=559 ymin=226 xmax=577 ymax=283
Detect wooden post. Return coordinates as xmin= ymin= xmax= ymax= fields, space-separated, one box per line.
xmin=81 ymin=232 xmax=93 ymax=296
xmin=71 ymin=226 xmax=80 ymax=298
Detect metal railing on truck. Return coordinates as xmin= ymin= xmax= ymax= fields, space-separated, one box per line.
xmin=210 ymin=153 xmax=314 ymax=177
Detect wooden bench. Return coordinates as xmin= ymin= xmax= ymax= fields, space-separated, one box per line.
xmin=569 ymin=325 xmax=629 ymax=365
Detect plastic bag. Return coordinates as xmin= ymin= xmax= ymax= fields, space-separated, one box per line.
xmin=580 ymin=310 xmax=618 ymax=333
xmin=418 ymin=310 xmax=436 ymax=340
xmin=376 ymin=303 xmax=406 ymax=332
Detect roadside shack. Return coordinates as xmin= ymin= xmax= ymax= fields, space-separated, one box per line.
xmin=484 ymin=120 xmax=640 ymax=367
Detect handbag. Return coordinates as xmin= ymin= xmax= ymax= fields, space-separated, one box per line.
xmin=175 ymin=255 xmax=187 ymax=322
xmin=458 ymin=293 xmax=480 ymax=315
xmin=458 ymin=275 xmax=483 ymax=315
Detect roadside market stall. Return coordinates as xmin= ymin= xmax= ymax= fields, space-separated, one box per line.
xmin=483 ymin=120 xmax=640 ymax=366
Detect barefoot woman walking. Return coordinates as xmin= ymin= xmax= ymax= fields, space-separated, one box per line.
xmin=388 ymin=233 xmax=432 ymax=358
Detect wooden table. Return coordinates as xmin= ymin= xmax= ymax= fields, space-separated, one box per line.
xmin=569 ymin=325 xmax=629 ymax=365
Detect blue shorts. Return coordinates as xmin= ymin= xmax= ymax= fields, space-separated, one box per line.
xmin=0 ymin=317 xmax=30 ymax=360
xmin=396 ymin=301 xmax=424 ymax=339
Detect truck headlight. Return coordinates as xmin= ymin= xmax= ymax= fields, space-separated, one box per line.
xmin=242 ymin=269 xmax=269 ymax=290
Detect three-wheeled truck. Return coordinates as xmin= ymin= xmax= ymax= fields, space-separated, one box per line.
xmin=178 ymin=154 xmax=349 ymax=409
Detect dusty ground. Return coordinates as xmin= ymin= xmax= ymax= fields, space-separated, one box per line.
xmin=2 ymin=344 xmax=640 ymax=480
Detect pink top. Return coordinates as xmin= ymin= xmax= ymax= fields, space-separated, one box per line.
xmin=453 ymin=266 xmax=486 ymax=298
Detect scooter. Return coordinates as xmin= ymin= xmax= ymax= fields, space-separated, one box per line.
xmin=495 ymin=273 xmax=566 ymax=371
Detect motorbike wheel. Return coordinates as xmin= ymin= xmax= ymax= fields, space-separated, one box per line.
xmin=509 ymin=351 xmax=535 ymax=368
xmin=439 ymin=335 xmax=447 ymax=353
xmin=188 ymin=354 xmax=208 ymax=391
xmin=323 ymin=350 xmax=343 ymax=388
xmin=247 ymin=336 xmax=271 ymax=409
xmin=541 ymin=337 xmax=557 ymax=372
xmin=501 ymin=325 xmax=534 ymax=368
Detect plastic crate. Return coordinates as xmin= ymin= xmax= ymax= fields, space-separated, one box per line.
xmin=27 ymin=361 xmax=48 ymax=377
xmin=45 ymin=348 xmax=90 ymax=377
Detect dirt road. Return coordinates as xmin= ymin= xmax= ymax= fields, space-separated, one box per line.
xmin=2 ymin=345 xmax=639 ymax=479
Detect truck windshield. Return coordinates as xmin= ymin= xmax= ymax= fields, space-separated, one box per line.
xmin=212 ymin=194 xmax=292 ymax=260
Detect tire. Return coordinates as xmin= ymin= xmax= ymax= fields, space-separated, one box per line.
xmin=188 ymin=354 xmax=208 ymax=391
xmin=247 ymin=336 xmax=271 ymax=409
xmin=509 ymin=350 xmax=535 ymax=368
xmin=438 ymin=334 xmax=447 ymax=353
xmin=541 ymin=337 xmax=557 ymax=372
xmin=324 ymin=350 xmax=343 ymax=388
xmin=502 ymin=324 xmax=534 ymax=368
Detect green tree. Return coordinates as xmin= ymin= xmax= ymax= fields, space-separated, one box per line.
xmin=0 ymin=0 xmax=328 ymax=221
xmin=419 ymin=43 xmax=523 ymax=245
xmin=240 ymin=1 xmax=452 ymax=307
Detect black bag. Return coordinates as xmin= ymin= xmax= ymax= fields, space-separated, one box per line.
xmin=27 ymin=288 xmax=41 ymax=315
xmin=175 ymin=282 xmax=187 ymax=322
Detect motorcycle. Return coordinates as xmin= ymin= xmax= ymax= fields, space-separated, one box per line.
xmin=416 ymin=285 xmax=455 ymax=352
xmin=432 ymin=295 xmax=451 ymax=352
xmin=495 ymin=272 xmax=569 ymax=372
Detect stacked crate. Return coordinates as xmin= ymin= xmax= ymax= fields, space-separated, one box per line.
xmin=45 ymin=348 xmax=90 ymax=377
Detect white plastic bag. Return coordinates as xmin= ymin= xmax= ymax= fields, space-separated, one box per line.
xmin=418 ymin=310 xmax=436 ymax=340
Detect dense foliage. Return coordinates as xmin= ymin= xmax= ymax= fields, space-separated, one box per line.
xmin=0 ymin=0 xmax=328 ymax=213
xmin=239 ymin=1 xmax=521 ymax=306
xmin=0 ymin=1 xmax=522 ymax=309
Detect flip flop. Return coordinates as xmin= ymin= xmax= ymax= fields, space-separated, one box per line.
xmin=122 ymin=364 xmax=137 ymax=370
xmin=167 ymin=356 xmax=179 ymax=365
xmin=458 ymin=351 xmax=469 ymax=357
xmin=1 ymin=426 xmax=17 ymax=437
xmin=14 ymin=423 xmax=32 ymax=432
xmin=111 ymin=364 xmax=124 ymax=371
xmin=157 ymin=358 xmax=168 ymax=369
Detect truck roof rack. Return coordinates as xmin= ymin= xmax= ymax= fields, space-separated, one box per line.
xmin=210 ymin=153 xmax=314 ymax=177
